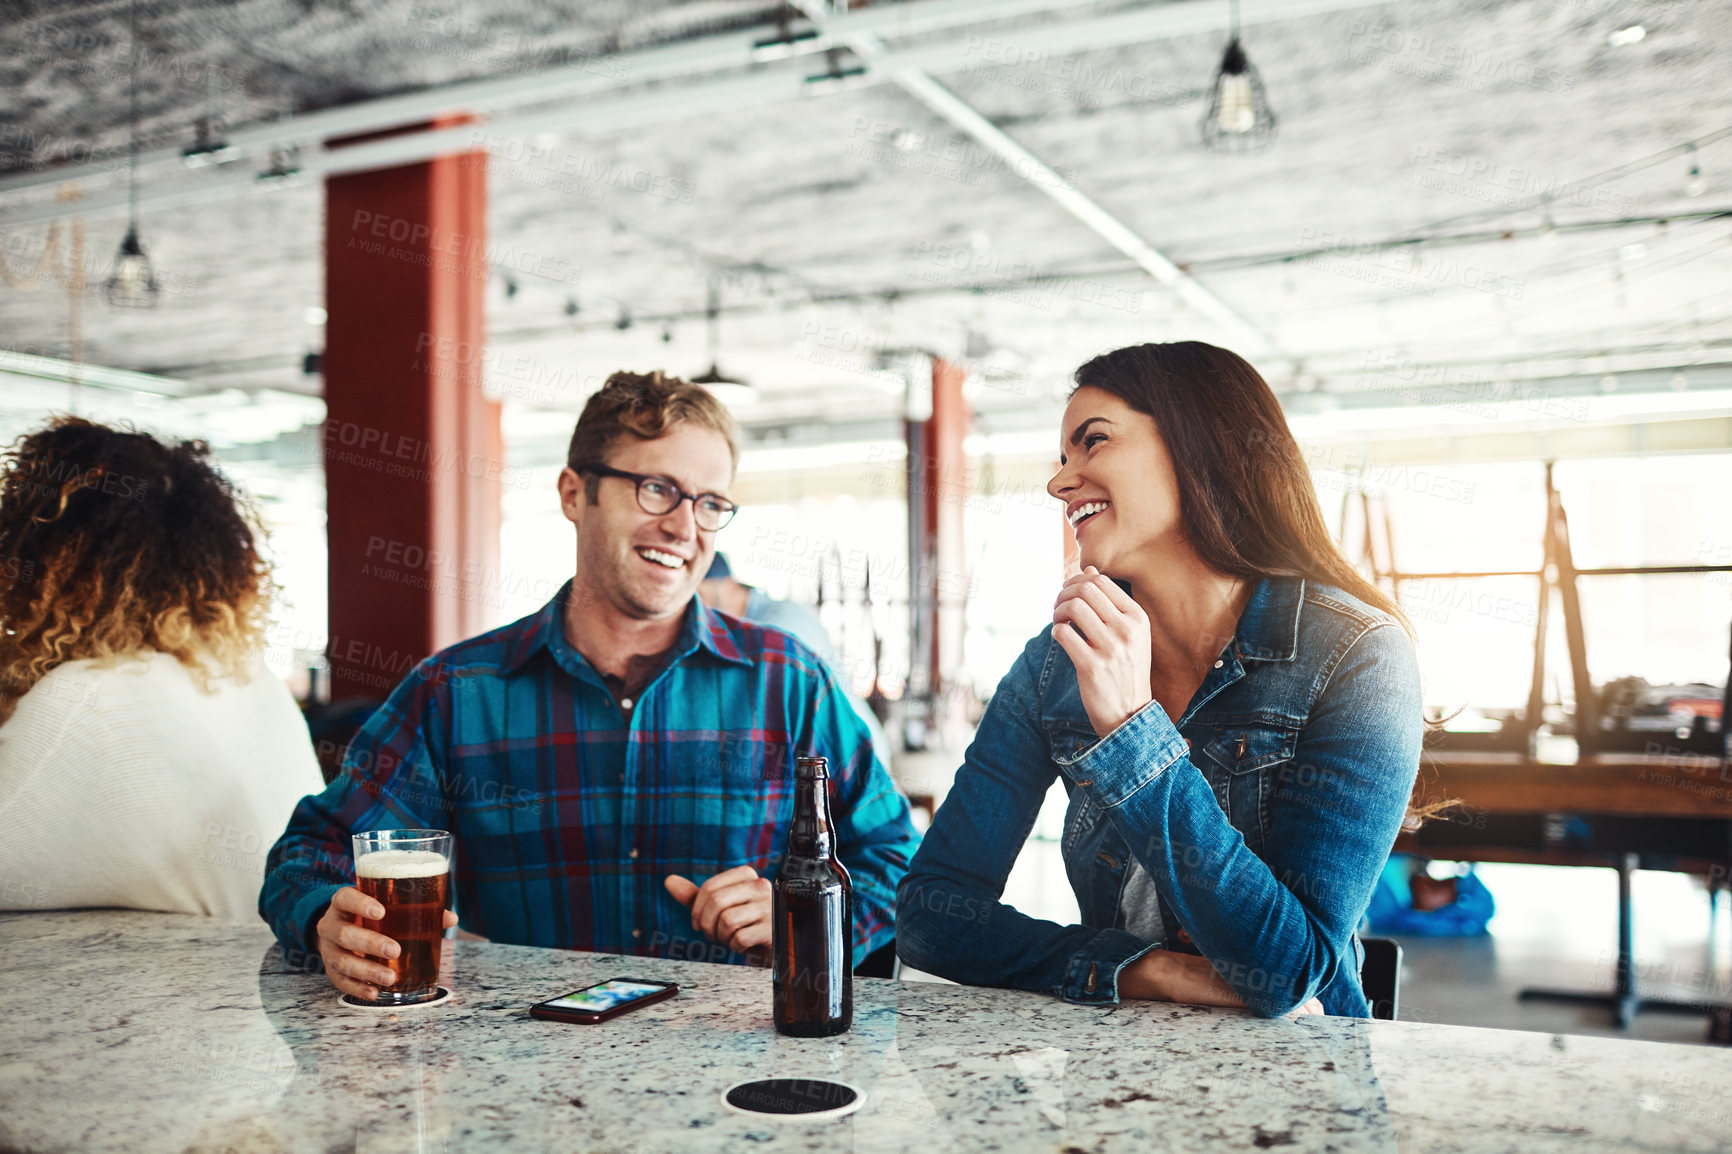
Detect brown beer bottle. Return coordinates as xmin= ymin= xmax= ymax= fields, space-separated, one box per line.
xmin=772 ymin=756 xmax=853 ymax=1036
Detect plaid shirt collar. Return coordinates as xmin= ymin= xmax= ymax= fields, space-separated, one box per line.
xmin=500 ymin=579 xmax=753 ymax=679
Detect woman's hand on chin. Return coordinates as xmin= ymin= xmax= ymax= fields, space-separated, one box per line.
xmin=1053 ymin=566 xmax=1154 ymax=738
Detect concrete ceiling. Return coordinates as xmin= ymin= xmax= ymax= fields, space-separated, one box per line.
xmin=2 ymin=0 xmax=1730 ymax=468
xmin=0 ymin=0 xmax=780 ymax=164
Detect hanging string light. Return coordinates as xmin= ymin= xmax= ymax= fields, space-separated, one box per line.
xmin=1201 ymin=0 xmax=1277 ymax=152
xmin=104 ymin=0 xmax=160 ymax=308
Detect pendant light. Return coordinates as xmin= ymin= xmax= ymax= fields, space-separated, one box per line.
xmin=1201 ymin=0 xmax=1277 ymax=152
xmin=105 ymin=0 xmax=160 ymax=308
xmin=690 ymin=278 xmax=757 ymax=405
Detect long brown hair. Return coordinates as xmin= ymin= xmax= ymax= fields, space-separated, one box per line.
xmin=0 ymin=417 xmax=272 ymax=721
xmin=1073 ymin=341 xmax=1406 ymax=628
xmin=1073 ymin=342 xmax=1450 ymax=827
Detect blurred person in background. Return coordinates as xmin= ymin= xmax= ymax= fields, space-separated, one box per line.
xmin=898 ymin=342 xmax=1429 ymax=1018
xmin=700 ymin=551 xmax=837 ymax=665
xmin=0 ymin=417 xmax=323 ymax=918
xmin=699 ymin=551 xmax=893 ymax=766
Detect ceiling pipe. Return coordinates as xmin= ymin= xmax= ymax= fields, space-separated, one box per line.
xmin=789 ymin=0 xmax=1279 ymax=354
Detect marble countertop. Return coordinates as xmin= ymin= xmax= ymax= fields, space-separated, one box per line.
xmin=1 ymin=910 xmax=1728 ymax=1153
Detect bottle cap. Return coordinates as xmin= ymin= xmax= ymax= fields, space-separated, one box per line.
xmin=794 ymin=756 xmax=829 ymax=780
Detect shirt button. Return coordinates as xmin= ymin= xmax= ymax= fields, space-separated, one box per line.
xmin=632 ymin=928 xmax=642 ymax=940
xmin=621 ymin=697 xmax=633 ymax=710
xmin=628 ymin=847 xmax=638 ymax=859
xmin=1213 ymin=659 xmax=1224 ymax=669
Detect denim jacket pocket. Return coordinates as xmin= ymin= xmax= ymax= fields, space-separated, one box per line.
xmin=1196 ymin=720 xmax=1298 ymax=844
xmin=1199 ymin=722 xmax=1297 ymax=775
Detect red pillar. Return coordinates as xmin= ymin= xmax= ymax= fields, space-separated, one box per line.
xmin=322 ymin=123 xmax=501 ymax=700
xmin=929 ymin=357 xmax=969 ymax=695
xmin=905 ymin=357 xmax=969 ymax=729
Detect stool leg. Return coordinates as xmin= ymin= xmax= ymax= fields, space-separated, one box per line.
xmin=1523 ymin=855 xmax=1727 ymax=1028
xmin=1615 ymin=852 xmax=1638 ymax=1029
xmin=1519 ymin=854 xmax=1642 ymax=1029
xmin=1709 ymin=876 xmax=1723 ymax=969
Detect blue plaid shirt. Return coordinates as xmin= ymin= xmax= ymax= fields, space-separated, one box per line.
xmin=260 ymin=583 xmax=918 ymax=966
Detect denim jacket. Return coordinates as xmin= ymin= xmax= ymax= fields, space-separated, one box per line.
xmin=897 ymin=577 xmax=1422 ymax=1017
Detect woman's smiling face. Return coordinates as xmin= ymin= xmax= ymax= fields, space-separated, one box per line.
xmin=1046 ymin=385 xmax=1184 ymax=576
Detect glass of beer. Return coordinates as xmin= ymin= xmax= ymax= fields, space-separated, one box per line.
xmin=351 ymin=829 xmax=452 ymax=1005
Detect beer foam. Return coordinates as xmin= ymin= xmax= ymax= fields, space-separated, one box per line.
xmin=356 ymin=849 xmax=448 ymax=880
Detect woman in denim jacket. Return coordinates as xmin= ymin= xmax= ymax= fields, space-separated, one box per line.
xmin=897 ymin=342 xmax=1424 ymax=1018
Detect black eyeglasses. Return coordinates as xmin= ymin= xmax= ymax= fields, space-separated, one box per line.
xmin=581 ymin=464 xmax=739 ymax=531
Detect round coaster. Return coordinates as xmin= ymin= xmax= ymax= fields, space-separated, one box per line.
xmin=720 ymin=1078 xmax=863 ymax=1121
xmin=339 ymin=986 xmax=452 ymax=1011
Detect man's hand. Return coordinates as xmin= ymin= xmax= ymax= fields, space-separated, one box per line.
xmin=1119 ymin=950 xmax=1324 ymax=1018
xmin=315 ymin=885 xmax=459 ymax=1001
xmin=1052 ymin=567 xmax=1153 ymax=738
xmin=665 ymin=867 xmax=773 ymax=954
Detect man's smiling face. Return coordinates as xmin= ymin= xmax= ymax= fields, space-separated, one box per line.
xmin=562 ymin=421 xmax=735 ymax=623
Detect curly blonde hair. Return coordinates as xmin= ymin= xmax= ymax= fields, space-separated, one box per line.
xmin=0 ymin=417 xmax=272 ymax=721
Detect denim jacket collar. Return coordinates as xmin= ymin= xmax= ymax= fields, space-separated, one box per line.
xmin=1039 ymin=576 xmax=1305 ymax=732
xmin=1234 ymin=576 xmax=1304 ymax=662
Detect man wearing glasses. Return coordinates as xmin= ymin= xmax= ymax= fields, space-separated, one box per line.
xmin=262 ymin=371 xmax=919 ymax=1002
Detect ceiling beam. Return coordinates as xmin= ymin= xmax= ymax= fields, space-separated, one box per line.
xmin=0 ymin=348 xmax=192 ymax=397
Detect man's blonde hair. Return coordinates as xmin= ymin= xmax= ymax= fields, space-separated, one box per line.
xmin=566 ymin=371 xmax=741 ymax=500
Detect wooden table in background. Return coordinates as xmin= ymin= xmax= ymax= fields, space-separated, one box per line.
xmin=1393 ymin=752 xmax=1731 ymax=1031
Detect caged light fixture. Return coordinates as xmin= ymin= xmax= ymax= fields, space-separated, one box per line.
xmin=1200 ymin=0 xmax=1277 ymax=152
xmin=105 ymin=0 xmax=161 ymax=308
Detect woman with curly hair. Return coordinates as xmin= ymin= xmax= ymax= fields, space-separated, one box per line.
xmin=0 ymin=417 xmax=322 ymax=919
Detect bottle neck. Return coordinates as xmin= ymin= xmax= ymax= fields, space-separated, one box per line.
xmin=788 ymin=773 xmax=835 ymax=859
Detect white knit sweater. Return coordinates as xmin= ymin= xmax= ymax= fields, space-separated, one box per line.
xmin=0 ymin=652 xmax=325 ymax=921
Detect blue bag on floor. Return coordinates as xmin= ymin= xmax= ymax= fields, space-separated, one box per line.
xmin=1365 ymin=854 xmax=1496 ymax=936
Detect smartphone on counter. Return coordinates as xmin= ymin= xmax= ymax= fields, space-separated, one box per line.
xmin=529 ymin=978 xmax=679 ymax=1024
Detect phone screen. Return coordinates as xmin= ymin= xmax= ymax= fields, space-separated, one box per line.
xmin=543 ymin=980 xmax=670 ymax=1014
